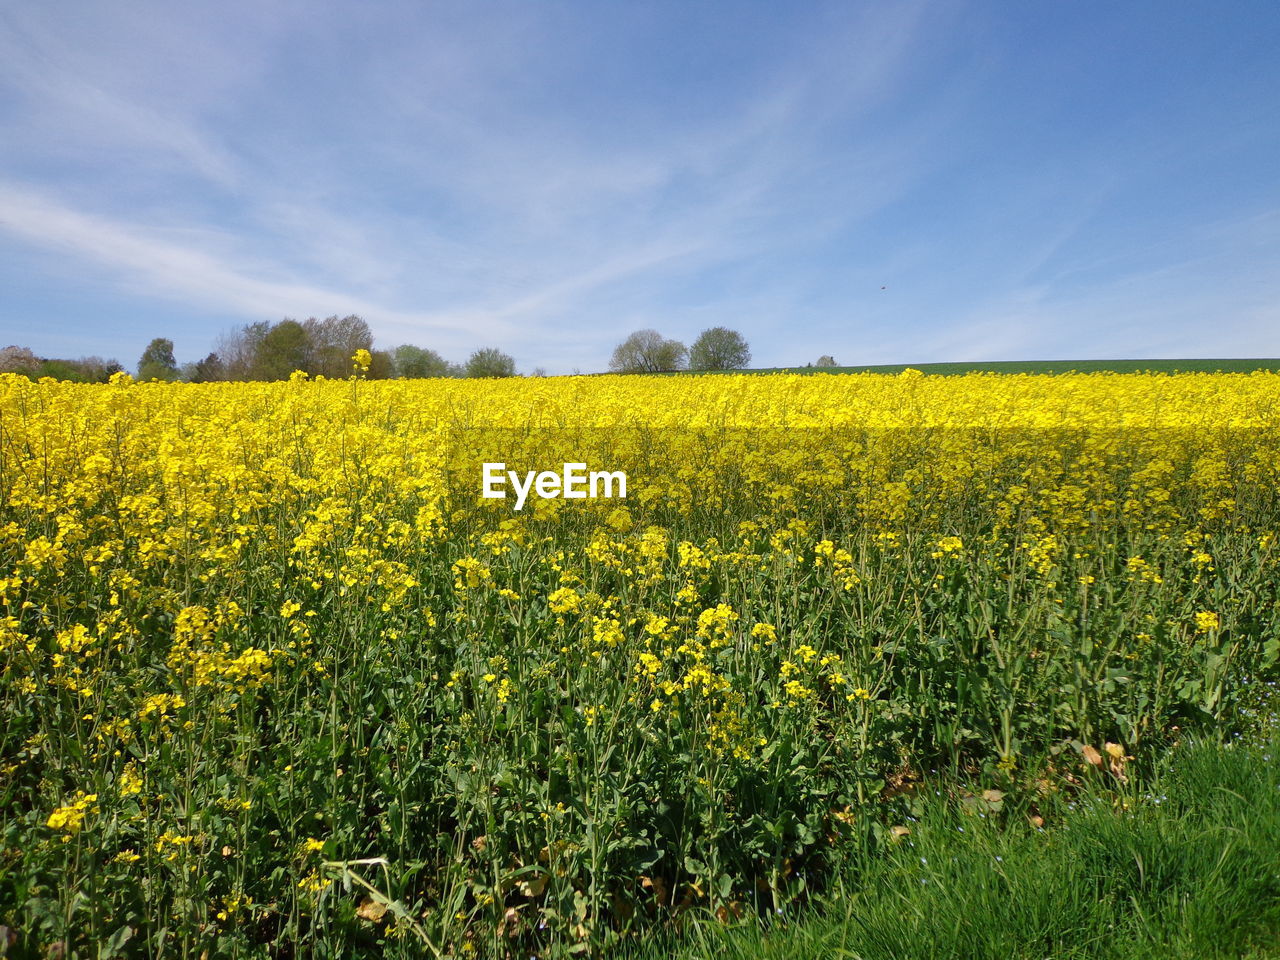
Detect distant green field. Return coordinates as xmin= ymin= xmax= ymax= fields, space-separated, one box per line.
xmin=734 ymin=358 xmax=1280 ymax=376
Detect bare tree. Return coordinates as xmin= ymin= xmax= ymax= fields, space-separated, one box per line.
xmin=609 ymin=329 xmax=687 ymax=373
xmin=0 ymin=345 xmax=39 ymax=375
xmin=304 ymin=315 xmax=373 ymax=378
xmin=216 ymin=322 xmax=270 ymax=380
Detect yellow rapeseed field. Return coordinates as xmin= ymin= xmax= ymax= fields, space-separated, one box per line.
xmin=2 ymin=369 xmax=1279 ymax=955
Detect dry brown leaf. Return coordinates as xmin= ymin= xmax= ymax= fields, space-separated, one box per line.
xmin=538 ymin=839 xmax=567 ymax=864
xmin=356 ymin=897 xmax=388 ymax=922
xmin=518 ymin=873 xmax=548 ymax=898
xmin=1082 ymin=744 xmax=1104 ymax=768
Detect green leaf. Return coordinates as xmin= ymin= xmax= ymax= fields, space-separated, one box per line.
xmin=99 ymin=924 xmax=134 ymax=959
xmin=716 ymin=873 xmax=733 ymax=899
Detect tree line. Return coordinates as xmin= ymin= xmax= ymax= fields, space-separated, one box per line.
xmin=137 ymin=316 xmax=521 ymax=382
xmin=3 ymin=316 xmax=838 ymax=383
xmin=0 ymin=346 xmax=124 ymax=382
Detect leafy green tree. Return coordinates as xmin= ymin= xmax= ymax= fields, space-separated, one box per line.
xmin=608 ymin=329 xmax=687 ymax=373
xmin=367 ymin=349 xmax=395 ymax=379
xmin=184 ymin=352 xmax=225 ymax=383
xmin=138 ymin=338 xmax=178 ymax=381
xmin=393 ymin=344 xmax=452 ymax=378
xmin=36 ymin=359 xmax=84 ymax=381
xmin=252 ymin=320 xmax=311 ymax=380
xmin=689 ymin=327 xmax=751 ymax=371
xmin=465 ymin=348 xmax=517 ymax=378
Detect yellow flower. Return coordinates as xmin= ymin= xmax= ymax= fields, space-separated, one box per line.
xmin=452 ymin=557 xmax=492 ymax=590
xmin=547 ymin=587 xmax=582 ymax=614
xmin=931 ymin=536 xmax=964 ymax=558
xmin=56 ymin=624 xmax=94 ymax=653
xmin=154 ymin=831 xmax=197 ymax=859
xmin=644 ymin=614 xmax=671 ymax=637
xmin=47 ymin=792 xmax=98 ymax=838
xmin=1194 ymin=611 xmax=1220 ymax=633
xmin=138 ymin=693 xmax=186 ymax=720
xmin=118 ymin=762 xmax=143 ymax=797
xmin=217 ymin=894 xmax=248 ymax=921
xmin=750 ymin=623 xmax=777 ymax=643
xmin=783 ymin=679 xmax=813 ymax=702
xmin=695 ymin=603 xmax=738 ymax=643
xmin=298 ymin=869 xmax=329 ymax=892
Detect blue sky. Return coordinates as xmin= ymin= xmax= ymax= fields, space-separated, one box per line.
xmin=1 ymin=1 xmax=1277 ymax=374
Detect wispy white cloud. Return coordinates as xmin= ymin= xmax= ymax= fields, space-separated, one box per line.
xmin=0 ymin=6 xmax=260 ymax=189
xmin=0 ymin=182 xmax=501 ymax=349
xmin=888 ymin=208 xmax=1280 ymax=363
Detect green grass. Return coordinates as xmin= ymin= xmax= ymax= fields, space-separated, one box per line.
xmin=625 ymin=728 xmax=1280 ymax=960
xmin=726 ymin=359 xmax=1280 ymax=376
